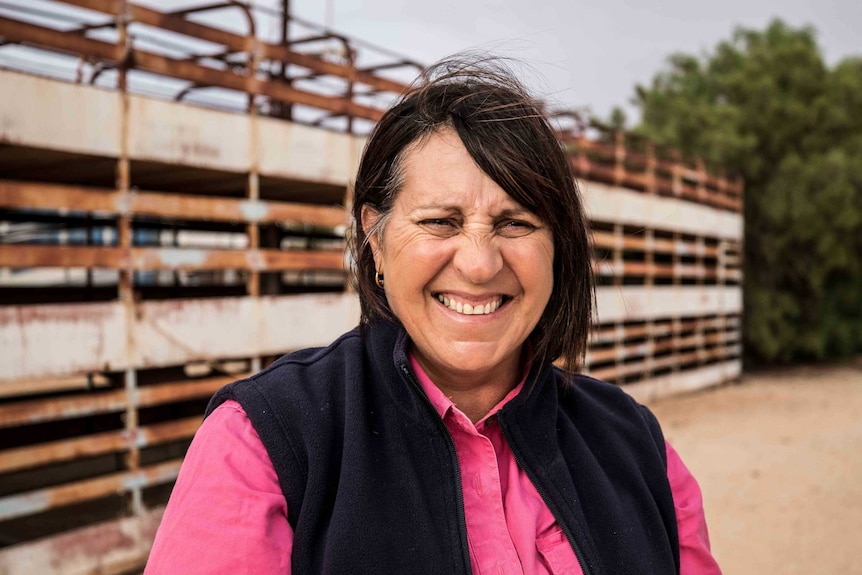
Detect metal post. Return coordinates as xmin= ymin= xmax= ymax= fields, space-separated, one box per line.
xmin=116 ymin=0 xmax=143 ymax=517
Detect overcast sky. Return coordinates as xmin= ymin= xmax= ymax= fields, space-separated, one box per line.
xmin=273 ymin=0 xmax=862 ymax=123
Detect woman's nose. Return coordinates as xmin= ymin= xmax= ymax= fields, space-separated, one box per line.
xmin=453 ymin=235 xmax=503 ymax=284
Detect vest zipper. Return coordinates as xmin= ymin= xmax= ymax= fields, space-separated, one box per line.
xmin=397 ymin=364 xmax=474 ymax=575
xmin=497 ymin=412 xmax=595 ymax=575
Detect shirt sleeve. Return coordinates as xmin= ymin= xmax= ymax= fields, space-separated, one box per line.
xmin=145 ymin=400 xmax=293 ymax=574
xmin=666 ymin=441 xmax=722 ymax=575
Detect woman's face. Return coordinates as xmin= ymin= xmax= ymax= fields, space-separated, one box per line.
xmin=365 ymin=128 xmax=554 ymax=384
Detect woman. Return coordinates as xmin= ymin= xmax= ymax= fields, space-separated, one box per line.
xmin=146 ymin=59 xmax=721 ymax=574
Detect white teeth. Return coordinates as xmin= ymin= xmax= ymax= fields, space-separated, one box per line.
xmin=436 ymin=294 xmax=503 ymax=316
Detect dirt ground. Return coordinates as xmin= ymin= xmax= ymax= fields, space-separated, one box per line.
xmin=647 ymin=363 xmax=862 ymax=575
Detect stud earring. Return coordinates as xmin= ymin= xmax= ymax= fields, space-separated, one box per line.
xmin=375 ymin=272 xmax=384 ymax=288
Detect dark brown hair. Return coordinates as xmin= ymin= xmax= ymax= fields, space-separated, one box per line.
xmin=349 ymin=56 xmax=594 ymax=373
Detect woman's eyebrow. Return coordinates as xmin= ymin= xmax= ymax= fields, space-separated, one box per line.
xmin=411 ymin=204 xmax=535 ymax=218
xmin=497 ymin=208 xmax=532 ymax=217
xmin=413 ymin=203 xmax=462 ymax=212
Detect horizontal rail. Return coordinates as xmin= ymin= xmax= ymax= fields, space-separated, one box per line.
xmin=587 ymin=344 xmax=740 ymax=381
xmin=586 ymin=331 xmax=740 ymax=364
xmin=0 ymin=375 xmax=238 ymax=428
xmin=0 ymin=459 xmax=182 ymax=522
xmin=0 ymin=245 xmax=344 ymax=271
xmin=0 ymin=2 xmax=743 ymax=213
xmin=63 ymin=0 xmax=408 ymax=95
xmin=0 ymin=180 xmax=348 ymax=227
xmin=0 ymin=16 xmax=384 ymax=122
xmin=591 ymin=230 xmax=723 ymax=258
xmin=0 ymin=416 xmax=201 ymax=474
xmin=591 ymin=316 xmax=740 ymax=344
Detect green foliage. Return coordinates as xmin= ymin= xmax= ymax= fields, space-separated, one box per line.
xmin=631 ymin=19 xmax=862 ymax=364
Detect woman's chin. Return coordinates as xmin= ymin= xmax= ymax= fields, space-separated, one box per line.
xmin=418 ymin=341 xmax=522 ymax=381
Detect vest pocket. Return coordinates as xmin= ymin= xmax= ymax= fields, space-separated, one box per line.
xmin=536 ymin=527 xmax=584 ymax=575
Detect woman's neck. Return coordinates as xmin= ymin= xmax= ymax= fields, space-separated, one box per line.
xmin=412 ymin=348 xmax=523 ymax=424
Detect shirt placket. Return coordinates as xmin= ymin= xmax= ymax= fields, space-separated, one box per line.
xmin=446 ymin=410 xmax=524 ymax=575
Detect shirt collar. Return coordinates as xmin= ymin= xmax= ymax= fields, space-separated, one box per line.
xmin=408 ymin=352 xmax=526 ymax=427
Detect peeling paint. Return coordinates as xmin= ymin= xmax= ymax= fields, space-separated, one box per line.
xmin=155 ymin=248 xmax=207 ymax=268
xmin=239 ymin=200 xmax=269 ymax=222
xmin=0 ymin=489 xmax=50 ymax=522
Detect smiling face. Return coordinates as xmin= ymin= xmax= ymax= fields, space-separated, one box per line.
xmin=364 ymin=128 xmax=554 ymax=388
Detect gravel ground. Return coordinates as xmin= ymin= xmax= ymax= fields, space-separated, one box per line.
xmin=648 ymin=363 xmax=862 ymax=575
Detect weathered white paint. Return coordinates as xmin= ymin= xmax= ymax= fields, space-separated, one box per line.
xmin=134 ymin=293 xmax=360 ymax=367
xmin=0 ymin=69 xmax=120 ymax=157
xmin=128 ymin=95 xmax=250 ymax=172
xmin=258 ymin=118 xmax=353 ymax=185
xmin=595 ymin=285 xmax=742 ymax=324
xmin=0 ymin=302 xmax=128 ymax=383
xmin=256 ymin=293 xmax=361 ymax=355
xmin=0 ymin=293 xmax=361 ymax=382
xmin=623 ymin=360 xmax=743 ymax=404
xmin=0 ymin=506 xmax=163 ymax=575
xmin=582 ymin=181 xmax=743 ymax=240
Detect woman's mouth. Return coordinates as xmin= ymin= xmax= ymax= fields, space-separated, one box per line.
xmin=435 ymin=293 xmax=505 ymax=316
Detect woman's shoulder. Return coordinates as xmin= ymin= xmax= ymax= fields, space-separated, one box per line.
xmin=206 ymin=326 xmax=365 ymax=415
xmin=553 ymin=369 xmax=666 ymax=451
xmin=556 ymin=369 xmax=645 ymax=409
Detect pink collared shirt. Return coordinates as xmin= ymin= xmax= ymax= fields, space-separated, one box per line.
xmin=146 ymin=362 xmax=721 ymax=574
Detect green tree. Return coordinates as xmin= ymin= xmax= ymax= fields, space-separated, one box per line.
xmin=632 ymin=20 xmax=862 ymax=364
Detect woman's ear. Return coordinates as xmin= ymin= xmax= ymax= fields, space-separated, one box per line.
xmin=361 ymin=205 xmax=383 ymax=269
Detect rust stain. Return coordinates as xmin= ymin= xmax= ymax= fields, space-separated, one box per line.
xmin=53 ymin=516 xmax=137 ymax=561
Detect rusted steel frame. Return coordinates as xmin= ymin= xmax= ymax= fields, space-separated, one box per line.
xmin=359 ymin=59 xmax=424 ymax=74
xmin=591 ymin=230 xmax=720 ymax=258
xmin=0 ymin=16 xmax=119 ymax=61
xmin=264 ymin=44 xmax=406 ymax=95
xmin=0 ymin=14 xmax=383 ymax=121
xmin=132 ymin=49 xmax=384 ymax=121
xmin=0 ymin=245 xmax=125 ymax=269
xmin=169 ymin=1 xmax=241 ymax=17
xmin=591 ymin=315 xmax=739 ymax=344
xmin=0 ymin=245 xmax=345 ymax=271
xmin=0 ymin=376 xmax=236 ymax=428
xmin=0 ymin=416 xmax=202 ymax=474
xmin=0 ymin=180 xmax=348 ymax=227
xmin=560 ymin=128 xmax=742 ymax=208
xmin=587 ymin=336 xmax=679 ymax=364
xmin=0 ymin=389 xmax=126 ymax=428
xmin=129 ymin=246 xmax=345 ymax=271
xmin=62 ymin=0 xmax=407 ymax=96
xmin=129 ymin=191 xmax=347 ymax=227
xmin=590 ymin=346 xmax=736 ymax=381
xmin=0 ymin=459 xmax=182 ymax=522
xmin=137 ymin=375 xmax=239 ymax=406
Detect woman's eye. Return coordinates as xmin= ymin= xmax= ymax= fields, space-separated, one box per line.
xmin=498 ymin=220 xmax=536 ymax=237
xmin=422 ymin=218 xmax=454 ymax=227
xmin=420 ymin=218 xmax=458 ymax=235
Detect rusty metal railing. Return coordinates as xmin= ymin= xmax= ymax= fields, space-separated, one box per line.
xmin=0 ymin=0 xmax=741 ymax=213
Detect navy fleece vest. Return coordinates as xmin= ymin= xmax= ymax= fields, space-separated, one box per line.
xmin=206 ymin=321 xmax=680 ymax=574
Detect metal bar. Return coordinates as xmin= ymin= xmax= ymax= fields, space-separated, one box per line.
xmin=0 ymin=180 xmax=348 ymax=227
xmin=0 ymin=416 xmax=202 ymax=474
xmin=0 ymin=245 xmax=344 ymax=271
xmin=63 ymin=0 xmax=407 ymax=95
xmin=0 ymin=16 xmax=120 ymax=61
xmin=0 ymin=15 xmax=384 ymax=122
xmin=0 ymin=376 xmax=235 ymax=428
xmin=0 ymin=459 xmax=182 ymax=522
